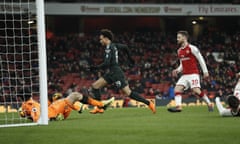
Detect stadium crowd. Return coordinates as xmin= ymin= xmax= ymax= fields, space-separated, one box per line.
xmin=47 ymin=30 xmax=240 ymax=101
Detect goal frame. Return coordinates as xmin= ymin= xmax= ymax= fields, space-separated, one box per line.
xmin=0 ymin=0 xmax=48 ymax=128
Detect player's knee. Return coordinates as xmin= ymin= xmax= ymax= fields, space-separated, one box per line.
xmin=192 ymin=87 xmax=201 ymax=95
xmin=122 ymin=86 xmax=131 ymax=96
xmin=125 ymin=90 xmax=131 ymax=96
xmin=91 ymin=84 xmax=97 ymax=89
xmin=174 ymin=86 xmax=184 ymax=93
xmin=68 ymin=92 xmax=83 ymax=102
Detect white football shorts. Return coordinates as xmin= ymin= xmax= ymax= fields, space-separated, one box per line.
xmin=176 ymin=74 xmax=201 ymax=90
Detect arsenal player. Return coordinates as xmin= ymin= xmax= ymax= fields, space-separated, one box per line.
xmin=168 ymin=31 xmax=213 ymax=112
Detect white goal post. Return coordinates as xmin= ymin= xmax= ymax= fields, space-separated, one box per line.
xmin=0 ymin=0 xmax=48 ymax=127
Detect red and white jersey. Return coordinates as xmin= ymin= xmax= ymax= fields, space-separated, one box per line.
xmin=176 ymin=44 xmax=208 ymax=75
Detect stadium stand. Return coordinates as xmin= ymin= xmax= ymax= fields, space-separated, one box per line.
xmin=46 ymin=31 xmax=240 ymax=103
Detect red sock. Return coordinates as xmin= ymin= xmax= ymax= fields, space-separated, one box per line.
xmin=199 ymin=91 xmax=204 ymax=97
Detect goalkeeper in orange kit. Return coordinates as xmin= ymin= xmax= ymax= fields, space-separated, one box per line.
xmin=19 ymin=92 xmax=114 ymax=122
xmin=48 ymin=92 xmax=83 ymax=120
xmin=19 ymin=98 xmax=41 ymax=122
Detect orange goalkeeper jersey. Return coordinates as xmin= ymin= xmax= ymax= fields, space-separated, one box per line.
xmin=48 ymin=98 xmax=81 ymax=120
xmin=21 ymin=98 xmax=81 ymax=121
xmin=20 ymin=99 xmax=41 ymax=122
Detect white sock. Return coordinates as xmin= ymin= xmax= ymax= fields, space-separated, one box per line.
xmin=175 ymin=95 xmax=182 ymax=107
xmin=202 ymin=94 xmax=211 ymax=105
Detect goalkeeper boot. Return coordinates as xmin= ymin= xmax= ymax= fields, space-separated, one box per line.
xmin=148 ymin=101 xmax=156 ymax=114
xmin=167 ymin=106 xmax=182 ymax=112
xmin=90 ymin=107 xmax=104 ymax=114
xmin=90 ymin=97 xmax=115 ymax=114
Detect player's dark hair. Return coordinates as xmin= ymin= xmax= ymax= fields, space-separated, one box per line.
xmin=177 ymin=30 xmax=189 ymax=40
xmin=227 ymin=95 xmax=239 ymax=109
xmin=100 ymin=29 xmax=114 ymax=41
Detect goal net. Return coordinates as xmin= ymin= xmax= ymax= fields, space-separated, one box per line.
xmin=0 ymin=0 xmax=48 ymax=127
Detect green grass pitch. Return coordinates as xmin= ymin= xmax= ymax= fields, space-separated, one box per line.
xmin=0 ymin=106 xmax=240 ymax=144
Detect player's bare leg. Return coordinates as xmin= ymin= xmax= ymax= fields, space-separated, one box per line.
xmin=192 ymin=87 xmax=213 ymax=112
xmin=168 ymin=85 xmax=184 ymax=112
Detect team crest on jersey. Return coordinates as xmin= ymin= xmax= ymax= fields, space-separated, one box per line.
xmin=186 ymin=50 xmax=190 ymax=54
xmin=105 ymin=49 xmax=111 ymax=53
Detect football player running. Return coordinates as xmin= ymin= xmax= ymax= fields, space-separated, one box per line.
xmin=88 ymin=29 xmax=156 ymax=114
xmin=168 ymin=30 xmax=213 ymax=112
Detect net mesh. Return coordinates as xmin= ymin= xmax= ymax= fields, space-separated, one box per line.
xmin=0 ymin=0 xmax=39 ymax=126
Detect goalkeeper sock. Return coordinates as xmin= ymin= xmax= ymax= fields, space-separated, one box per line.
xmin=87 ymin=97 xmax=104 ymax=107
xmin=129 ymin=91 xmax=150 ymax=105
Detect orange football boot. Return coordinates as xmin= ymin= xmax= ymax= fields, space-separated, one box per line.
xmin=148 ymin=101 xmax=156 ymax=114
xmin=90 ymin=107 xmax=104 ymax=114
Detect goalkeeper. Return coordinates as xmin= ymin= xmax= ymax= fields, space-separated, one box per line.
xmin=19 ymin=92 xmax=114 ymax=122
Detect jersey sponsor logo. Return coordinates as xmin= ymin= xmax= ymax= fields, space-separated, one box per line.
xmin=180 ymin=57 xmax=190 ymax=61
xmin=32 ymin=107 xmax=37 ymax=112
xmin=105 ymin=48 xmax=110 ymax=58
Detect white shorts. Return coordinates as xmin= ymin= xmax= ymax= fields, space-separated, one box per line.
xmin=234 ymin=80 xmax=240 ymax=100
xmin=176 ymin=74 xmax=201 ymax=90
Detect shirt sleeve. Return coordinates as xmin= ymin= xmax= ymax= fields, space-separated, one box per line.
xmin=116 ymin=43 xmax=134 ymax=65
xmin=190 ymin=45 xmax=208 ymax=74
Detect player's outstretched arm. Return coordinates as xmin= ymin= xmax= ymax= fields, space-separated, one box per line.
xmin=215 ymin=97 xmax=233 ymax=117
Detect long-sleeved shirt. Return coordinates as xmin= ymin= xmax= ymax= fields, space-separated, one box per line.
xmin=97 ymin=43 xmax=133 ymax=71
xmin=176 ymin=44 xmax=208 ymax=75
